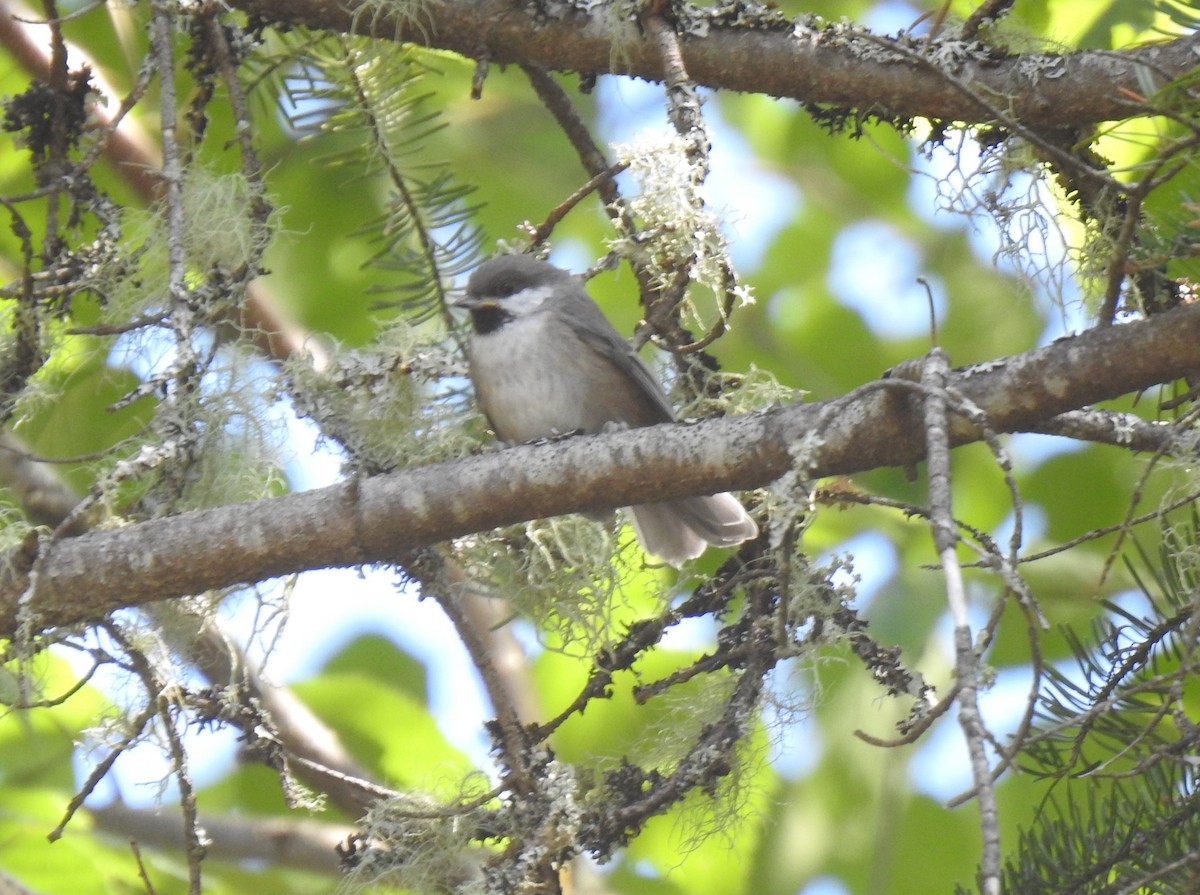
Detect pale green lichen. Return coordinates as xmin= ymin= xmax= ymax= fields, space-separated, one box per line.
xmin=339 ymin=790 xmax=493 ymax=895
xmin=608 ymin=130 xmax=755 ymax=335
xmin=453 ymin=512 xmax=660 ymax=655
xmin=97 ymin=166 xmax=277 ymax=328
xmin=286 ymin=314 xmax=478 ymax=475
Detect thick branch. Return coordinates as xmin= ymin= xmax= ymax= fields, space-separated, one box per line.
xmin=4 ymin=303 xmax=1200 ymax=637
xmin=226 ymin=0 xmax=1198 ymax=128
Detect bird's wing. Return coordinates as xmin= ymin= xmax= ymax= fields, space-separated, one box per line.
xmin=565 ymin=289 xmax=677 ymax=427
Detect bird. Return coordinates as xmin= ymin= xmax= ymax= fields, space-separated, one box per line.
xmin=457 ymin=253 xmax=758 ymax=567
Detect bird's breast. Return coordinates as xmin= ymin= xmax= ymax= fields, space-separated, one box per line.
xmin=469 ymin=313 xmax=645 ymax=441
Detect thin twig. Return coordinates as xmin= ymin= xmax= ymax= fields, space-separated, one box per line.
xmin=1026 ymin=408 xmax=1200 ymax=456
xmin=151 ymin=3 xmax=187 ymax=308
xmin=921 ymin=347 xmax=1001 ymax=895
xmin=640 ymin=3 xmax=708 ymax=174
xmin=47 ymin=701 xmax=157 ymax=841
xmin=520 ymin=66 xmax=617 ymax=198
xmin=203 ymin=13 xmax=261 ymax=183
xmin=65 ymin=311 xmax=170 ymax=335
xmin=1098 ymin=403 xmax=1200 ymax=584
xmin=39 ymin=0 xmax=67 ymax=260
xmin=519 ymin=64 xmax=666 ymax=290
xmin=1097 ymin=190 xmax=1145 ymax=325
xmin=854 ymin=683 xmax=959 ymax=746
xmin=335 ymin=36 xmax=458 ymax=333
xmin=959 ymin=0 xmax=1015 ymax=39
xmin=106 ymin=615 xmax=207 ymax=895
xmin=129 ymin=840 xmax=159 ymax=895
xmin=637 ymin=6 xmax=754 ymax=360
xmin=526 ymin=162 xmax=628 ymax=245
xmin=158 ymin=694 xmax=205 ymax=895
xmin=1018 ymin=484 xmax=1200 ymax=565
xmin=863 ymin=31 xmax=1121 ymax=195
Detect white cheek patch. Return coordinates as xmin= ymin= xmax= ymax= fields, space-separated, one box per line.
xmin=501 ymin=284 xmax=555 ymax=315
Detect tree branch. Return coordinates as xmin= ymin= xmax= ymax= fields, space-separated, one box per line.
xmin=1027 ymin=408 xmax=1200 ymax=454
xmin=0 ymin=1 xmax=329 ymax=368
xmin=5 ymin=302 xmax=1200 ymax=637
xmin=226 ymin=0 xmax=1198 ymax=129
xmin=88 ymin=802 xmax=354 ymax=875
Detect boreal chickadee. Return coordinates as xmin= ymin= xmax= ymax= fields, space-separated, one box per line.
xmin=456 ymin=254 xmax=758 ymax=567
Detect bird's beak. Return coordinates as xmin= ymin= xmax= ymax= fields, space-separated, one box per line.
xmin=453 ymin=295 xmax=496 ymax=311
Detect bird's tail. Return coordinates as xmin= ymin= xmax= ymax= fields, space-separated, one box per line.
xmin=629 ymin=493 xmax=758 ymax=568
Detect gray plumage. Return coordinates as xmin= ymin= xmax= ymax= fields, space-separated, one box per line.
xmin=459 ymin=254 xmax=758 ymax=566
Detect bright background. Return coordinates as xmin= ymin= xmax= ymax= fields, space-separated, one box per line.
xmin=0 ymin=1 xmax=1189 ymax=893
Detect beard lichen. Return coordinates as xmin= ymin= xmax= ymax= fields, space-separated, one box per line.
xmin=452 ymin=511 xmax=660 ymax=657
xmin=285 ymin=315 xmax=477 ymax=476
xmin=608 ymin=130 xmax=755 ymax=336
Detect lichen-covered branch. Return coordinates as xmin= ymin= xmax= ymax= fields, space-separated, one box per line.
xmin=226 ymin=0 xmax=1200 ymax=129
xmin=4 ymin=300 xmax=1200 ymax=637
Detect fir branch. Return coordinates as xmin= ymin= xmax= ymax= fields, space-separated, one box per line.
xmin=983 ymin=768 xmax=1200 ymax=895
xmin=282 ymin=35 xmax=482 ymax=328
xmin=986 ymin=520 xmax=1200 ymax=893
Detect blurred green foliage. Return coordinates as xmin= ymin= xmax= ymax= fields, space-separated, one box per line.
xmin=0 ymin=1 xmax=1196 ymax=893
